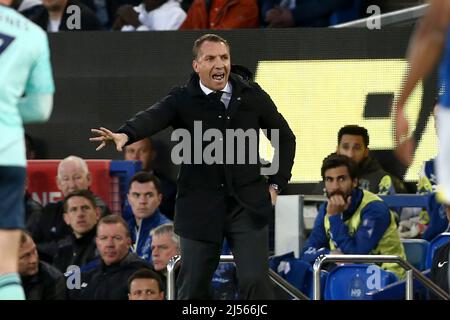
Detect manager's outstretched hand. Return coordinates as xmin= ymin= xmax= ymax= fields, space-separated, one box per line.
xmin=90 ymin=127 xmax=129 ymax=152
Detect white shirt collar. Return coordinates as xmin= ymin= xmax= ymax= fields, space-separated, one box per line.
xmin=199 ymin=80 xmax=232 ymax=96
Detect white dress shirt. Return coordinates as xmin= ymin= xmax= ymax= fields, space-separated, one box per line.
xmin=199 ymin=80 xmax=232 ymax=109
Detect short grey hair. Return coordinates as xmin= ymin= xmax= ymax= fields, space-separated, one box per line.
xmin=57 ymin=155 xmax=90 ymax=178
xmin=150 ymin=223 xmax=179 ymax=250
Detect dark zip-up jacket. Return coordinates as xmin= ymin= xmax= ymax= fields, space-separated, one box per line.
xmin=74 ymin=253 xmax=152 ymax=300
xmin=53 ymin=227 xmax=99 ymax=273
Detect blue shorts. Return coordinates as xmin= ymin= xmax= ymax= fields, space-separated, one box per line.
xmin=0 ymin=166 xmax=26 ymax=229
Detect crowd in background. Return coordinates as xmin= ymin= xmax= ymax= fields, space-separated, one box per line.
xmin=22 ymin=119 xmax=450 ymax=300
xmin=15 ymin=0 xmax=400 ymax=32
xmin=17 ymin=0 xmax=449 ymax=300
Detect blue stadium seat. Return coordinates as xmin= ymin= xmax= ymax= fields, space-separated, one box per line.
xmin=324 ymin=264 xmax=398 ymax=300
xmin=425 ymin=232 xmax=450 ymax=269
xmin=367 ymin=270 xmax=431 ymax=300
xmin=269 ymin=252 xmax=328 ymax=299
xmin=401 ymin=239 xmax=429 ymax=271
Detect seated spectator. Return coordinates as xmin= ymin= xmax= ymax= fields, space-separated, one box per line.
xmin=22 ymin=0 xmax=102 ymax=32
xmin=151 ymin=223 xmax=238 ymax=299
xmin=124 ymin=138 xmax=155 ymax=172
xmin=261 ymin=0 xmax=358 ymax=27
xmin=52 ymin=190 xmax=101 ymax=273
xmin=32 ymin=155 xmax=110 ymax=263
xmin=128 ymin=268 xmax=165 ymax=300
xmin=150 ymin=223 xmax=180 ymax=277
xmin=74 ymin=215 xmax=152 ymax=300
xmin=112 ymin=0 xmax=186 ymax=31
xmin=123 ymin=138 xmax=176 ymax=219
xmin=313 ymin=125 xmax=407 ymax=196
xmin=180 ymin=0 xmax=259 ymax=30
xmin=19 ymin=231 xmax=66 ymax=300
xmin=301 ymin=153 xmax=406 ymax=279
xmin=127 ymin=172 xmax=170 ymax=263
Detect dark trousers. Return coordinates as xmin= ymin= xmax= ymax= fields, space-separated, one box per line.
xmin=0 ymin=166 xmax=25 ymax=229
xmin=177 ymin=197 xmax=273 ymax=300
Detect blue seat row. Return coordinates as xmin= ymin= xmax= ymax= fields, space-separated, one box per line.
xmin=270 ymin=232 xmax=450 ymax=299
xmin=401 ymin=233 xmax=450 ymax=271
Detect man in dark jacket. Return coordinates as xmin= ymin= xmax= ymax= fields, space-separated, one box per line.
xmin=90 ymin=33 xmax=296 ymax=299
xmin=53 ymin=189 xmax=100 ymax=273
xmin=22 ymin=0 xmax=101 ymax=32
xmin=313 ymin=125 xmax=407 ymax=195
xmin=74 ymin=215 xmax=151 ymax=300
xmin=19 ymin=231 xmax=66 ymax=300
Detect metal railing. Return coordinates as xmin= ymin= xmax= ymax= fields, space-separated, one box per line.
xmin=312 ymin=254 xmax=450 ymax=300
xmin=166 ymin=254 xmax=308 ymax=300
xmin=332 ymin=4 xmax=428 ymax=28
xmin=268 ymin=269 xmax=309 ymax=300
xmin=166 ymin=254 xmax=181 ymax=300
